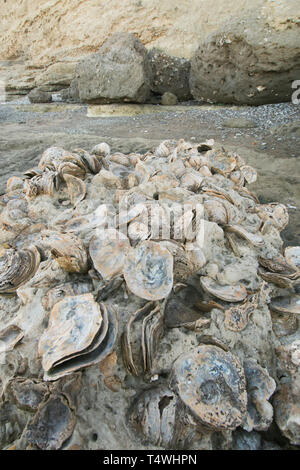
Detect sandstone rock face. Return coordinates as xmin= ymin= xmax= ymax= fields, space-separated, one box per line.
xmin=28 ymin=88 xmax=52 ymax=103
xmin=75 ymin=33 xmax=151 ymax=104
xmin=149 ymin=49 xmax=191 ymax=101
xmin=1 ymin=1 xmax=299 ymax=98
xmin=190 ymin=16 xmax=300 ymax=105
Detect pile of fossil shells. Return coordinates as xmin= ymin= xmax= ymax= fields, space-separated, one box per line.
xmin=0 ymin=137 xmax=299 ymax=450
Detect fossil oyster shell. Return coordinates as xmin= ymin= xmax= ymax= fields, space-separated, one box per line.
xmin=63 ymin=174 xmax=86 ymax=206
xmin=6 ymin=176 xmax=24 ymax=193
xmin=4 ymin=377 xmax=49 ymax=412
xmin=242 ymin=359 xmax=276 ymax=432
xmin=273 ymin=380 xmax=300 ymax=446
xmin=0 ymin=325 xmax=24 ymax=354
xmin=26 ymin=394 xmax=76 ymax=450
xmin=224 ymin=224 xmax=264 ymax=247
xmin=121 ymin=302 xmax=163 ymax=376
xmin=285 ymin=246 xmax=300 ymax=271
xmin=123 ymin=240 xmax=173 ymax=301
xmin=170 ymin=345 xmax=247 ymax=430
xmin=255 ymin=203 xmax=289 ymax=233
xmin=40 ymin=297 xmax=117 ymax=381
xmin=42 ymin=280 xmax=94 ymax=312
xmin=0 ymin=246 xmax=40 ymax=293
xmin=91 ymin=142 xmax=110 ymax=157
xmin=38 ymin=147 xmax=70 ymax=170
xmin=224 ymin=294 xmax=258 ymax=332
xmin=200 ymin=276 xmax=247 ymax=303
xmin=39 ymin=294 xmax=103 ymax=373
xmin=129 ymin=387 xmax=183 ymax=448
xmin=40 ymin=230 xmax=88 ymax=273
xmin=89 ymin=229 xmax=130 ymax=280
xmin=270 ymin=295 xmax=300 ymax=316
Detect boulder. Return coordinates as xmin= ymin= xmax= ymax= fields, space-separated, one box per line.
xmin=75 ymin=33 xmax=151 ymax=104
xmin=148 ymin=48 xmax=191 ymax=101
xmin=35 ymin=62 xmax=77 ymax=92
xmin=28 ymin=88 xmax=52 ymax=103
xmin=190 ymin=16 xmax=300 ymax=105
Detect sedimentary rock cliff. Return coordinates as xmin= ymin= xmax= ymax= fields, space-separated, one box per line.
xmin=0 ymin=0 xmax=299 ymax=98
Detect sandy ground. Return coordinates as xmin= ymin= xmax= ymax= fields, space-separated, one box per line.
xmin=0 ymin=100 xmax=299 ymax=245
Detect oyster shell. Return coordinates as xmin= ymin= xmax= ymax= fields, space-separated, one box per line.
xmin=89 ymin=228 xmax=130 ymax=280
xmin=224 ymin=294 xmax=258 ymax=332
xmin=121 ymin=302 xmax=163 ymax=376
xmin=124 ymin=240 xmax=173 ymax=301
xmin=63 ymin=174 xmax=86 ymax=206
xmin=26 ymin=394 xmax=76 ymax=450
xmin=0 ymin=246 xmax=40 ymax=293
xmin=242 ymin=359 xmax=276 ymax=432
xmin=0 ymin=325 xmax=24 ymax=353
xmin=40 ymin=230 xmax=88 ymax=273
xmin=200 ymin=276 xmax=247 ymax=303
xmin=170 ymin=345 xmax=247 ymax=430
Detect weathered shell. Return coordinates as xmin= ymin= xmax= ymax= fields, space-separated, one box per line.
xmin=170 ymin=345 xmax=247 ymax=430
xmin=270 ymin=310 xmax=298 ymax=337
xmin=285 ymin=246 xmax=300 ymax=271
xmin=24 ymin=170 xmax=57 ymax=198
xmin=240 ymin=165 xmax=257 ymax=184
xmin=224 ymin=294 xmax=258 ymax=332
xmin=90 ymin=228 xmax=130 ymax=280
xmin=225 ymin=224 xmax=264 ymax=247
xmin=128 ymin=387 xmax=180 ymax=448
xmin=57 ymin=161 xmax=86 ymax=179
xmin=38 ymin=147 xmax=69 ymax=170
xmin=73 ymin=148 xmax=102 ymax=174
xmin=256 ymin=203 xmax=289 ymax=232
xmin=258 ymin=255 xmax=297 ymax=277
xmin=180 ymin=170 xmax=203 ymax=192
xmin=121 ymin=302 xmax=163 ymax=376
xmin=26 ymin=394 xmax=76 ymax=450
xmin=43 ymin=304 xmax=117 ymax=381
xmin=270 ymin=295 xmax=300 ymax=315
xmin=91 ymin=142 xmax=110 ymax=157
xmin=6 ymin=176 xmax=24 ymax=193
xmin=242 ymin=359 xmax=276 ymax=432
xmin=5 ymin=377 xmax=49 ymax=412
xmin=200 ymin=276 xmax=247 ymax=303
xmin=155 ymin=142 xmax=171 ymax=158
xmin=40 ymin=230 xmax=88 ymax=273
xmin=209 ymin=150 xmax=236 ymax=176
xmin=63 ymin=174 xmax=86 ymax=206
xmin=124 ymin=241 xmax=173 ymax=301
xmin=42 ymin=280 xmax=94 ymax=311
xmin=0 ymin=246 xmax=40 ymax=293
xmin=258 ymin=267 xmax=295 ymax=289
xmin=0 ymin=325 xmax=24 ymax=353
xmin=204 ymin=199 xmax=228 ymax=225
xmin=39 ymin=294 xmax=103 ymax=373
xmin=273 ymin=381 xmax=300 ymax=446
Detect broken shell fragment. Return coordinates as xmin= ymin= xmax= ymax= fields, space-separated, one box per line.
xmin=200 ymin=276 xmax=247 ymax=303
xmin=284 ymin=246 xmax=300 ymax=271
xmin=124 ymin=241 xmax=173 ymax=301
xmin=89 ymin=229 xmax=130 ymax=280
xmin=170 ymin=345 xmax=247 ymax=430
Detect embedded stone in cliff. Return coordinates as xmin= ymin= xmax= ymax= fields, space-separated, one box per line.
xmin=75 ymin=33 xmax=151 ymax=104
xmin=148 ymin=48 xmax=191 ymax=101
xmin=28 ymin=88 xmax=52 ymax=103
xmin=190 ymin=17 xmax=300 ymax=105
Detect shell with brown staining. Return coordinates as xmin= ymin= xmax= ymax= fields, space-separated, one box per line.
xmin=0 ymin=246 xmax=40 ymax=293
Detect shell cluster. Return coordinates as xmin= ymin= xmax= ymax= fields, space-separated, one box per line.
xmin=0 ymin=138 xmax=300 ymax=450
